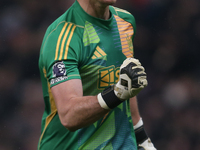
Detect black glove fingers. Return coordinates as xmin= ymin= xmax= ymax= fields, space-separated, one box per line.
xmin=132 ymin=78 xmax=140 ymax=88
xmin=121 ymin=63 xmax=146 ymax=80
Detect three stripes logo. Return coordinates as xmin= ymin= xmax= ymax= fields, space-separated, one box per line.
xmin=92 ymin=46 xmax=107 ymax=60
xmin=55 ymin=22 xmax=76 ymax=61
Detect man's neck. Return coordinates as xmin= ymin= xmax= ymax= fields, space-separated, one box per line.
xmin=77 ymin=0 xmax=110 ymax=20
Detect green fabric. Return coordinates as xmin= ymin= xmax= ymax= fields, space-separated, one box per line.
xmin=38 ymin=0 xmax=137 ymax=149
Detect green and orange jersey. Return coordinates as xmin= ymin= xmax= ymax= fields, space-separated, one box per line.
xmin=38 ymin=0 xmax=137 ymax=149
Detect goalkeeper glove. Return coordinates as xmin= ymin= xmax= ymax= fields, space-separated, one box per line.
xmin=114 ymin=57 xmax=147 ymax=100
xmin=134 ymin=118 xmax=157 ymax=150
xmin=97 ymin=58 xmax=147 ymax=109
xmin=138 ymin=138 xmax=157 ymax=150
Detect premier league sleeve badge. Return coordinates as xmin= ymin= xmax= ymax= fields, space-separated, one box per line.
xmin=50 ymin=61 xmax=68 ymax=85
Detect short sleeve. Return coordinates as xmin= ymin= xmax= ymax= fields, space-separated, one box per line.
xmin=40 ymin=22 xmax=82 ymax=88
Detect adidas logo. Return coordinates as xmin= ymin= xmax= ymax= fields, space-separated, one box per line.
xmin=92 ymin=46 xmax=107 ymax=59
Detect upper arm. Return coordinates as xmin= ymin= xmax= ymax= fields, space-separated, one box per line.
xmin=51 ymin=79 xmax=83 ymax=115
xmin=51 ymin=78 xmax=109 ymax=131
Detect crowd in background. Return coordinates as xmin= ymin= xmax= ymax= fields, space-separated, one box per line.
xmin=0 ymin=0 xmax=200 ymax=149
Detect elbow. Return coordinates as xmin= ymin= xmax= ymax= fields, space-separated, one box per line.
xmin=59 ymin=115 xmax=80 ymax=132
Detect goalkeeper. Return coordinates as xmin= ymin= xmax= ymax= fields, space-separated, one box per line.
xmin=38 ymin=0 xmax=156 ymax=150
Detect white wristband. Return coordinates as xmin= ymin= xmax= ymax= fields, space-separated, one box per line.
xmin=134 ymin=118 xmax=143 ymax=130
xmin=97 ymin=93 xmax=110 ymax=110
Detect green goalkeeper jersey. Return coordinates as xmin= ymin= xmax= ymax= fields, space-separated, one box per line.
xmin=38 ymin=0 xmax=137 ymax=149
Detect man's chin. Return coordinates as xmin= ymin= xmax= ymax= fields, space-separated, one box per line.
xmin=100 ymin=0 xmax=117 ymax=5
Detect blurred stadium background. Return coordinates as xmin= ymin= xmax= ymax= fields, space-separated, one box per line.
xmin=0 ymin=0 xmax=200 ymax=149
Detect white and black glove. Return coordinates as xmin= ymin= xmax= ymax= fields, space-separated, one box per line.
xmin=138 ymin=138 xmax=157 ymax=150
xmin=134 ymin=119 xmax=157 ymax=150
xmin=97 ymin=58 xmax=147 ymax=109
xmin=114 ymin=57 xmax=147 ymax=100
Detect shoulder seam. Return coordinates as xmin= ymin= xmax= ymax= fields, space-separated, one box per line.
xmin=112 ymin=6 xmax=131 ymax=15
xmin=41 ymin=21 xmax=66 ymax=54
xmin=110 ymin=6 xmax=118 ymax=16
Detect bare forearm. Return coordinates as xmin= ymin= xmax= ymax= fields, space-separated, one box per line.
xmin=130 ymin=96 xmax=141 ymax=125
xmin=58 ymin=95 xmax=109 ymax=131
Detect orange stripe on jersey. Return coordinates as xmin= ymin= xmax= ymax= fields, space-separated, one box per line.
xmin=59 ymin=24 xmax=73 ymax=60
xmin=118 ymin=25 xmax=130 ymax=30
xmin=94 ymin=51 xmax=102 ymax=58
xmin=39 ymin=68 xmax=57 ymax=149
xmin=114 ymin=15 xmax=134 ymax=58
xmin=55 ymin=23 xmax=68 ymax=60
xmin=64 ymin=25 xmax=76 ymax=59
xmin=96 ymin=46 xmax=106 ymax=56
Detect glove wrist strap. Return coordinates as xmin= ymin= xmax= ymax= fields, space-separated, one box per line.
xmin=97 ymin=85 xmax=123 ymax=109
xmin=135 ymin=125 xmax=148 ymax=144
